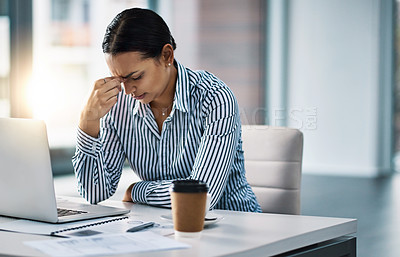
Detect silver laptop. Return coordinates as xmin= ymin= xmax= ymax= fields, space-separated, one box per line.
xmin=0 ymin=118 xmax=129 ymax=223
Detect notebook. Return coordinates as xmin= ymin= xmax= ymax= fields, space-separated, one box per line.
xmin=0 ymin=118 xmax=130 ymax=223
xmin=0 ymin=215 xmax=174 ymax=238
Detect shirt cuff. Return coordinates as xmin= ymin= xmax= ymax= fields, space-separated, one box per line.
xmin=131 ymin=181 xmax=154 ymax=204
xmin=76 ymin=127 xmax=102 ymax=158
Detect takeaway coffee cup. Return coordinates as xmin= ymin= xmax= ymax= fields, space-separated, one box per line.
xmin=170 ymin=180 xmax=209 ymax=238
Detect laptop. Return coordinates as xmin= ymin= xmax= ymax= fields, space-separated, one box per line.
xmin=0 ymin=118 xmax=129 ymax=223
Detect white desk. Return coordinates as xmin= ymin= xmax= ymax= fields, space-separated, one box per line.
xmin=0 ymin=199 xmax=357 ymax=257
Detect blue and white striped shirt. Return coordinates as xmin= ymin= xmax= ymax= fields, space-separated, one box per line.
xmin=72 ymin=61 xmax=261 ymax=212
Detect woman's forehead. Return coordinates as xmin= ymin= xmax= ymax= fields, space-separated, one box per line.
xmin=105 ymin=52 xmax=151 ymax=77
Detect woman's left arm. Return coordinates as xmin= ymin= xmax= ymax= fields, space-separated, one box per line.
xmin=129 ymin=87 xmax=240 ymax=209
xmin=187 ymin=88 xmax=240 ymax=208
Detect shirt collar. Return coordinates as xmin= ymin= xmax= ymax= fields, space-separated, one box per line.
xmin=132 ymin=99 xmax=147 ymax=117
xmin=132 ymin=60 xmax=191 ymax=117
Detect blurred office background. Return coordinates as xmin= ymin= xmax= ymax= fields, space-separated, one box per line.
xmin=0 ymin=0 xmax=399 ymax=256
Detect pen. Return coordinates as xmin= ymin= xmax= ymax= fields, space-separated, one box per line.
xmin=126 ymin=221 xmax=155 ymax=233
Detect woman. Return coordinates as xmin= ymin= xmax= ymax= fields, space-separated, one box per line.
xmin=72 ymin=8 xmax=261 ymax=212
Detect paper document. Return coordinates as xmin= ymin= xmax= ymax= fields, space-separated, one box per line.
xmin=24 ymin=231 xmax=190 ymax=257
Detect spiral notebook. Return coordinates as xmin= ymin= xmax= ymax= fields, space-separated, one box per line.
xmin=51 ymin=216 xmax=131 ymax=237
xmin=0 ymin=216 xmax=127 ymax=237
xmin=0 ymin=215 xmax=174 ymax=238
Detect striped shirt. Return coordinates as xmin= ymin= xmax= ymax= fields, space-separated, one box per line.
xmin=72 ymin=61 xmax=261 ymax=212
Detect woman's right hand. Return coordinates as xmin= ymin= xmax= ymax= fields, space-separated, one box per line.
xmin=79 ymin=77 xmax=122 ymax=137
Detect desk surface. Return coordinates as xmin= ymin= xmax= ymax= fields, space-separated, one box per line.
xmin=0 ymin=198 xmax=357 ymax=257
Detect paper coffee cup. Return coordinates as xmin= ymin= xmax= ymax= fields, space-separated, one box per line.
xmin=170 ymin=180 xmax=209 ymax=237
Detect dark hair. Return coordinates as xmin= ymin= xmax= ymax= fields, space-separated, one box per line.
xmin=102 ymin=8 xmax=176 ymax=58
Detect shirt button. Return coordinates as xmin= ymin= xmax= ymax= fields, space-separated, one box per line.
xmin=92 ymin=142 xmax=97 ymax=152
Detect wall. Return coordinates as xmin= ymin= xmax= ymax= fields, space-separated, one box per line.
xmin=277 ymin=0 xmax=394 ymax=177
xmin=165 ymin=0 xmax=266 ymax=125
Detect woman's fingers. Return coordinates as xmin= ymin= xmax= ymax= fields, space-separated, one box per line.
xmin=85 ymin=78 xmax=122 ymax=119
xmin=96 ymin=77 xmax=121 ymax=100
xmin=100 ymin=79 xmax=122 ymax=104
xmin=95 ymin=77 xmax=121 ymax=93
xmin=79 ymin=77 xmax=122 ymax=137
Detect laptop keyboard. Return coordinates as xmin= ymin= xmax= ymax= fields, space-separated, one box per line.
xmin=57 ymin=208 xmax=88 ymax=217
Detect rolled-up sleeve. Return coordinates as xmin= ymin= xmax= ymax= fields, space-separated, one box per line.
xmin=131 ymin=180 xmax=174 ymax=206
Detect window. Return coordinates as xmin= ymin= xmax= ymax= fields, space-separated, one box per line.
xmin=0 ymin=14 xmax=9 ymax=117
xmin=30 ymin=0 xmax=148 ymax=174
xmin=31 ymin=0 xmax=149 ymax=149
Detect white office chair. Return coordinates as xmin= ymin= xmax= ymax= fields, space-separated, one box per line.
xmin=241 ymin=125 xmax=303 ymax=215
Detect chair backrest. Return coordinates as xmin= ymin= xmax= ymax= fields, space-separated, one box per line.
xmin=241 ymin=125 xmax=303 ymax=214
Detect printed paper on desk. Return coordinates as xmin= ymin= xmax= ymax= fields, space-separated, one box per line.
xmin=24 ymin=231 xmax=190 ymax=257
